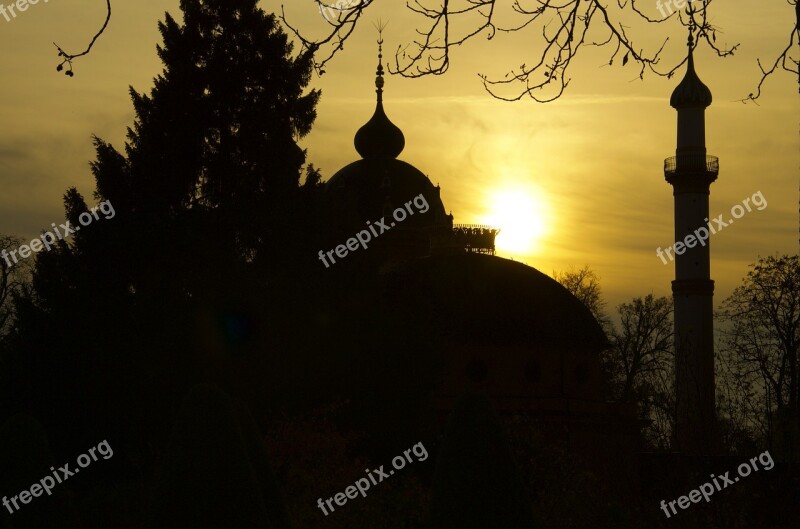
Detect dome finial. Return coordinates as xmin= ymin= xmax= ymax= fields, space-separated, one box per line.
xmin=354 ymin=20 xmax=405 ymax=159
xmin=374 ymin=19 xmax=388 ymax=101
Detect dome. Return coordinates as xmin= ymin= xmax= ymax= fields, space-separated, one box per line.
xmin=383 ymin=253 xmax=608 ymax=352
xmin=353 ymin=39 xmax=405 ymax=159
xmin=326 ymin=158 xmax=447 ymax=228
xmin=378 ymin=253 xmax=610 ymax=404
xmin=670 ymin=36 xmax=712 ymax=109
xmin=325 ymin=39 xmax=449 ymax=237
xmin=354 ymin=95 xmax=405 ymax=159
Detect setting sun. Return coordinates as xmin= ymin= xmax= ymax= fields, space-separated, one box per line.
xmin=480 ymin=186 xmax=552 ymax=256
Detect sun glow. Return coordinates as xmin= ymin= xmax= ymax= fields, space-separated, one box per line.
xmin=480 ymin=185 xmax=552 ymax=256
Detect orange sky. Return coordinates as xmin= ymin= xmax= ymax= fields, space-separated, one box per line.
xmin=0 ymin=0 xmax=797 ymax=312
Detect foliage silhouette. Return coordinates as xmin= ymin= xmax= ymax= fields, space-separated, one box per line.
xmin=147 ymin=384 xmax=288 ymax=529
xmin=0 ymin=414 xmax=63 ymax=529
xmin=430 ymin=394 xmax=535 ymax=529
xmin=3 ymin=2 xmax=325 ymax=523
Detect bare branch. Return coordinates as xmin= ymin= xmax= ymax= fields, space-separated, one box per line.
xmin=738 ymin=11 xmax=799 ymax=103
xmin=279 ymin=1 xmax=373 ymax=75
xmin=53 ymin=0 xmax=112 ymax=77
xmin=280 ymin=0 xmax=744 ymax=102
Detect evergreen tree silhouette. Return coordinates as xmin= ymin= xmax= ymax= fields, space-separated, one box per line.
xmin=3 ymin=0 xmax=323 ymax=504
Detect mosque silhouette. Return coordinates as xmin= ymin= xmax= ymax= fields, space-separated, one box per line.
xmin=314 ymin=37 xmax=650 ymax=491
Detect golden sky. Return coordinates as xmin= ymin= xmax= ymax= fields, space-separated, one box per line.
xmin=0 ymin=0 xmax=797 ymax=312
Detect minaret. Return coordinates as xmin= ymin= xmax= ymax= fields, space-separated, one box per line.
xmin=664 ymin=22 xmax=719 ymax=455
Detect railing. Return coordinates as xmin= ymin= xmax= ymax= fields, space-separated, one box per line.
xmin=664 ymin=155 xmax=719 ymax=175
xmin=452 ymin=224 xmax=500 ymax=233
xmin=451 ymin=224 xmax=499 ymax=255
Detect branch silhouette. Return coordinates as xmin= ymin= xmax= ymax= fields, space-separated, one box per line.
xmin=281 ymin=0 xmax=738 ymax=102
xmin=739 ymin=0 xmax=799 ymax=104
xmin=53 ymin=0 xmax=112 ymax=77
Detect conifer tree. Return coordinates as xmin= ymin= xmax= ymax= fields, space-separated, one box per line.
xmin=6 ymin=0 xmax=323 ymax=490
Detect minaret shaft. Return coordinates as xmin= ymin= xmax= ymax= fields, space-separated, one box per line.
xmin=676 ymin=108 xmax=706 ymax=155
xmin=665 ymin=26 xmax=719 ymax=455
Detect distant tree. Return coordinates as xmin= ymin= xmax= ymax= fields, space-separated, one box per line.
xmin=431 ymin=394 xmax=535 ymax=529
xmin=609 ymin=294 xmax=675 ymax=448
xmin=716 ymin=345 xmax=763 ymax=455
xmin=554 ymin=267 xmax=675 ymax=447
xmin=553 ymin=265 xmax=617 ymax=405
xmin=553 ymin=265 xmax=611 ymax=334
xmin=718 ymin=255 xmax=800 ymax=459
xmin=612 ymin=295 xmax=673 ymax=401
xmin=553 ymin=268 xmax=675 ymax=446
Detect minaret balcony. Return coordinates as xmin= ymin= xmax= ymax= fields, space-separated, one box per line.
xmin=664 ymin=155 xmax=719 ymax=176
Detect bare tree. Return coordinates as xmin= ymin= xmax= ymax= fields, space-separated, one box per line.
xmin=718 ymin=254 xmax=800 ymax=459
xmin=611 ymin=295 xmax=673 ymax=399
xmin=281 ymin=0 xmax=738 ymax=102
xmin=553 ymin=264 xmax=611 ymax=333
xmin=554 ymin=267 xmax=676 ymax=447
xmin=610 ymin=294 xmax=675 ymax=448
xmin=716 ymin=337 xmax=770 ymax=453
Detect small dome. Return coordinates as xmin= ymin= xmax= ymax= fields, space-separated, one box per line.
xmin=670 ymin=42 xmax=712 ymax=109
xmin=353 ymin=45 xmax=405 ymax=159
xmin=354 ymin=100 xmax=405 ymax=159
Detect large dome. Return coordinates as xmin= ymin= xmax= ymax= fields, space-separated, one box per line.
xmin=380 ymin=253 xmax=610 ymax=404
xmin=383 ymin=253 xmax=608 ymax=351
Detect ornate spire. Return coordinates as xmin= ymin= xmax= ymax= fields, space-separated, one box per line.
xmin=354 ymin=20 xmax=405 ymax=159
xmin=375 ymin=23 xmax=385 ymax=103
xmin=670 ymin=16 xmax=712 ymax=109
